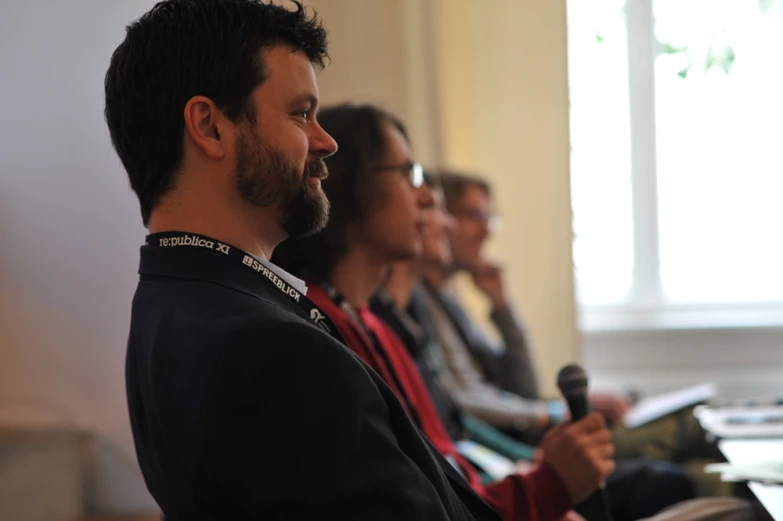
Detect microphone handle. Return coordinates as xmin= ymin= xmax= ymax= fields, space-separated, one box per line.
xmin=565 ymin=394 xmax=614 ymax=521
xmin=564 ymin=395 xmax=590 ymax=421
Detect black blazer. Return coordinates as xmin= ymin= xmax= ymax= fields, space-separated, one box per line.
xmin=127 ymin=243 xmax=501 ymax=520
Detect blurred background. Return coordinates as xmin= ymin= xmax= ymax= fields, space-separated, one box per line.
xmin=1 ymin=0 xmax=782 ymax=518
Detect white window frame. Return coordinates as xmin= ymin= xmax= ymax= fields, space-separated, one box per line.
xmin=577 ymin=0 xmax=783 ymax=332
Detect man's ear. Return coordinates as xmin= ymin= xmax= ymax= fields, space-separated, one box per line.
xmin=183 ymin=96 xmax=227 ymax=160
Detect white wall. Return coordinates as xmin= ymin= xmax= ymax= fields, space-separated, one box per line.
xmin=0 ymin=0 xmax=159 ymax=512
xmin=584 ymin=327 xmax=783 ymax=402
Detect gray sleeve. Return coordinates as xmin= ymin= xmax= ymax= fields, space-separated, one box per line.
xmin=430 ymin=320 xmax=549 ymax=433
xmin=487 ymin=306 xmax=541 ymax=400
xmin=441 ymin=369 xmax=551 ymax=434
xmin=420 ymin=287 xmax=551 ymax=434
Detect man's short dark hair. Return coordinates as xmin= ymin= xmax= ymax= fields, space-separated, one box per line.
xmin=272 ymin=104 xmax=408 ymax=281
xmin=437 ymin=171 xmax=492 ymax=213
xmin=104 ymin=0 xmax=328 ymax=226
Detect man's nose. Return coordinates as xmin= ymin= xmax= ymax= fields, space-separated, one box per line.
xmin=310 ymin=121 xmax=338 ymax=159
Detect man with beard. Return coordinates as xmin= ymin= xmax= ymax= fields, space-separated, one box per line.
xmin=106 ymin=2 xmax=506 ymax=519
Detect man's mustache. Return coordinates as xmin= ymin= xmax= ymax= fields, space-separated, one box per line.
xmin=304 ymin=160 xmax=328 ymax=181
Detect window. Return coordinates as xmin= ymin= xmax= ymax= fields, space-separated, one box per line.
xmin=568 ymin=0 xmax=783 ymax=328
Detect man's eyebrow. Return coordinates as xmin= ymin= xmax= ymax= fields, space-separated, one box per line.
xmin=289 ymin=94 xmax=319 ymax=109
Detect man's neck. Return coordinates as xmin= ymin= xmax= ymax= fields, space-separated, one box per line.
xmin=385 ymin=261 xmax=420 ymax=309
xmin=330 ymin=248 xmax=388 ymax=309
xmin=148 ymin=194 xmax=283 ymax=260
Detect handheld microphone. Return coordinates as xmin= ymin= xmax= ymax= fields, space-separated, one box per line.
xmin=557 ymin=364 xmax=613 ymax=521
xmin=557 ymin=363 xmax=591 ymax=420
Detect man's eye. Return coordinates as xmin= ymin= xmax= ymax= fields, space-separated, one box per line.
xmin=296 ymin=110 xmax=310 ymax=120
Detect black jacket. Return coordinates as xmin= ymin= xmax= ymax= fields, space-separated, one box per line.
xmin=126 ymin=241 xmax=501 ymax=520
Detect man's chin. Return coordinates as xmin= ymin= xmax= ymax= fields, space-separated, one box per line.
xmin=303 ymin=181 xmax=326 ymax=200
xmin=397 ymin=243 xmax=421 ymax=263
xmin=423 ymin=256 xmax=451 ymax=271
xmin=449 ymin=249 xmax=479 ymax=271
xmin=305 ymin=209 xmax=329 ymax=236
xmin=438 ymin=254 xmax=454 ymax=270
xmin=282 ymin=200 xmax=330 ymax=239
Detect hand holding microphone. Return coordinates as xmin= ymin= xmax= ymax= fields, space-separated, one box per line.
xmin=539 ymin=413 xmax=615 ymax=503
xmin=536 ymin=364 xmax=615 ymax=521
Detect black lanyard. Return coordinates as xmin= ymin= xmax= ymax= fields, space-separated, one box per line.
xmin=145 ymin=231 xmax=344 ymax=345
xmin=321 ymin=282 xmax=423 ymax=430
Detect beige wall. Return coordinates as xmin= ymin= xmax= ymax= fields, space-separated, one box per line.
xmin=307 ymin=0 xmax=444 ymax=166
xmin=311 ymin=0 xmax=579 ymax=396
xmin=446 ymin=0 xmax=579 ymax=397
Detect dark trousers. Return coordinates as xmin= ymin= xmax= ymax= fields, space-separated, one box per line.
xmin=577 ymin=459 xmax=698 ymax=521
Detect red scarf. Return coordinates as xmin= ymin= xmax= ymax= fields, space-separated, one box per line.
xmin=306 ymin=283 xmax=572 ymax=521
xmin=307 ymin=284 xmax=477 ymax=481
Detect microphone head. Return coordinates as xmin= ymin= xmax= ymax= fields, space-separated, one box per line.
xmin=557 ymin=363 xmax=588 ymax=398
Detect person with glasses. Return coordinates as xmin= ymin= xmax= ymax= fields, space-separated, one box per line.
xmin=273 ymin=104 xmax=618 ymax=521
xmin=372 ymin=176 xmax=701 ymax=521
xmin=369 ymin=173 xmax=757 ymax=521
xmin=378 ymin=160 xmax=426 ymax=189
xmin=423 ymin=171 xmax=729 ymax=497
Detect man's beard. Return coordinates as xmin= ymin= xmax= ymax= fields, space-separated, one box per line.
xmin=235 ymin=127 xmax=330 ymax=239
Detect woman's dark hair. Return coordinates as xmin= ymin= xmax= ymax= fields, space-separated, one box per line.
xmin=272 ymin=104 xmax=408 ymax=281
xmin=104 ymin=0 xmax=328 ymax=226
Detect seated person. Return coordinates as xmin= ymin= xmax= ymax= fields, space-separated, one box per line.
xmin=371 ymin=175 xmax=698 ymax=521
xmin=424 ymin=171 xmax=725 ymax=495
xmin=106 ymin=1 xmax=514 ymax=517
xmin=273 ymin=103 xmax=616 ymax=521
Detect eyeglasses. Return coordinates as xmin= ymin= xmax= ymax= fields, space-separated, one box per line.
xmin=453 ymin=208 xmax=502 ymax=232
xmin=376 ymin=162 xmax=424 ymax=188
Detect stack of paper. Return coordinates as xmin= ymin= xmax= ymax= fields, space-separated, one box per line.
xmin=695 ymin=406 xmax=783 ymax=438
xmin=706 ymin=462 xmax=783 ymax=484
xmin=623 ymin=383 xmax=717 ymax=429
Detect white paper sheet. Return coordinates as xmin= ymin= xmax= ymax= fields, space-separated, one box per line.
xmin=623 ymin=383 xmax=717 ymax=429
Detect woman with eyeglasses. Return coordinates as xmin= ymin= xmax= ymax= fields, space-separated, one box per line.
xmin=272 ymin=103 xmax=618 ymax=521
